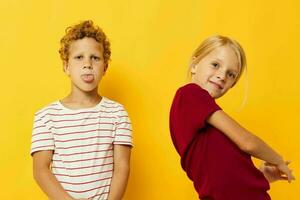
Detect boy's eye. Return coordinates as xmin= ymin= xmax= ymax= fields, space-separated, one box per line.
xmin=75 ymin=55 xmax=83 ymax=59
xmin=91 ymin=56 xmax=100 ymax=61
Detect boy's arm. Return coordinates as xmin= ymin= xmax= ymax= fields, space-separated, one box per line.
xmin=32 ymin=150 xmax=75 ymax=200
xmin=108 ymin=145 xmax=131 ymax=200
xmin=207 ymin=110 xmax=294 ymax=182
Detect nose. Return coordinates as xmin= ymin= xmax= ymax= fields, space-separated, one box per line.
xmin=216 ymin=70 xmax=226 ymax=81
xmin=82 ymin=59 xmax=93 ymax=70
xmin=83 ymin=65 xmax=93 ymax=70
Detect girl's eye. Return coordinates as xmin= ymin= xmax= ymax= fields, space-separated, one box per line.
xmin=228 ymin=73 xmax=236 ymax=79
xmin=212 ymin=62 xmax=219 ymax=68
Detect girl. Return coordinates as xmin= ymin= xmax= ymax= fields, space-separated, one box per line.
xmin=169 ymin=35 xmax=295 ymax=200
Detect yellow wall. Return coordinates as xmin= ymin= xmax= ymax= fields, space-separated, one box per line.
xmin=1 ymin=0 xmax=299 ymax=199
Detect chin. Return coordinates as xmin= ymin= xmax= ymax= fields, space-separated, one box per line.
xmin=79 ymin=86 xmax=98 ymax=92
xmin=215 ymin=92 xmax=226 ymax=99
xmin=210 ymin=94 xmax=218 ymax=99
xmin=209 ymin=91 xmax=222 ymax=99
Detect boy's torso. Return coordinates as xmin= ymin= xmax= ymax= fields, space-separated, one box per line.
xmin=31 ymin=97 xmax=129 ymax=199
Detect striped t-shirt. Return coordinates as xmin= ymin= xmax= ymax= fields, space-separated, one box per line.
xmin=30 ymin=97 xmax=133 ymax=200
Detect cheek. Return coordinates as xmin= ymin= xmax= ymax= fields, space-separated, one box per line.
xmin=70 ymin=67 xmax=79 ymax=73
xmin=193 ymin=75 xmax=202 ymax=84
xmin=224 ymin=81 xmax=235 ymax=90
xmin=68 ymin=67 xmax=82 ymax=77
xmin=99 ymin=64 xmax=107 ymax=74
xmin=94 ymin=68 xmax=105 ymax=79
xmin=195 ymin=71 xmax=208 ymax=81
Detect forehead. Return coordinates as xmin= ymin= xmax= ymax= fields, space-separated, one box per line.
xmin=205 ymin=45 xmax=240 ymax=71
xmin=69 ymin=37 xmax=103 ymax=54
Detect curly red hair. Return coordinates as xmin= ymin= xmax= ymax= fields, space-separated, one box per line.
xmin=59 ymin=20 xmax=111 ymax=65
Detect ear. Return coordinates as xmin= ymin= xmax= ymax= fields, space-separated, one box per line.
xmin=190 ymin=63 xmax=197 ymax=75
xmin=63 ymin=61 xmax=70 ymax=75
xmin=103 ymin=63 xmax=108 ymax=76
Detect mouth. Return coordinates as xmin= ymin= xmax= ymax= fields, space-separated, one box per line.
xmin=81 ymin=74 xmax=94 ymax=83
xmin=209 ymin=81 xmax=223 ymax=90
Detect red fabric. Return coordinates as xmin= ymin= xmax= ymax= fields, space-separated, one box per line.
xmin=170 ymin=83 xmax=270 ymax=200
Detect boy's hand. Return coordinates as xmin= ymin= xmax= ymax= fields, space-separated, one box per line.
xmin=260 ymin=161 xmax=295 ymax=183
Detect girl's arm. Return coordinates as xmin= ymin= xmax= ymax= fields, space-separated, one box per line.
xmin=108 ymin=145 xmax=131 ymax=200
xmin=207 ymin=110 xmax=295 ymax=182
xmin=32 ymin=150 xmax=75 ymax=200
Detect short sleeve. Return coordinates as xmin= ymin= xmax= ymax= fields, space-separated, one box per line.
xmin=113 ymin=106 xmax=133 ymax=146
xmin=169 ymin=83 xmax=221 ymax=156
xmin=30 ymin=113 xmax=55 ymax=155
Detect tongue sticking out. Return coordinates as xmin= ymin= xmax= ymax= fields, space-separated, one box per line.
xmin=82 ymin=74 xmax=94 ymax=83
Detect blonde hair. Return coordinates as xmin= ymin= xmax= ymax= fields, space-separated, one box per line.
xmin=189 ymin=35 xmax=246 ymax=85
xmin=59 ymin=20 xmax=111 ymax=65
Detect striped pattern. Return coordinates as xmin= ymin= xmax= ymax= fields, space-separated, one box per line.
xmin=30 ymin=97 xmax=132 ymax=200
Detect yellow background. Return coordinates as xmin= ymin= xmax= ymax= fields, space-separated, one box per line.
xmin=1 ymin=0 xmax=299 ymax=199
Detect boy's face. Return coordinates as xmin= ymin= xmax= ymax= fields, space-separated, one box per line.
xmin=64 ymin=37 xmax=106 ymax=93
xmin=191 ymin=45 xmax=240 ymax=99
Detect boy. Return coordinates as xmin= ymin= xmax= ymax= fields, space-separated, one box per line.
xmin=31 ymin=20 xmax=132 ymax=200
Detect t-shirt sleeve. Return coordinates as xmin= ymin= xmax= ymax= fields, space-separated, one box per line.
xmin=169 ymin=84 xmax=221 ymax=156
xmin=30 ymin=113 xmax=55 ymax=155
xmin=113 ymin=105 xmax=133 ymax=147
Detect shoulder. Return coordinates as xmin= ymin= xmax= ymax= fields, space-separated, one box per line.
xmin=101 ymin=97 xmax=129 ymax=116
xmin=171 ymin=83 xmax=221 ymax=114
xmin=177 ymin=83 xmax=209 ymax=96
xmin=174 ymin=83 xmax=213 ymax=102
xmin=101 ymin=97 xmax=126 ymax=110
xmin=34 ymin=101 xmax=61 ymax=119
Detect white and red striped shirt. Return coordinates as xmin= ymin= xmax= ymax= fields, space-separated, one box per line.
xmin=30 ymin=97 xmax=133 ymax=200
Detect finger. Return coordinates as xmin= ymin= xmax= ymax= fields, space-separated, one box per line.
xmin=278 ymin=167 xmax=292 ymax=182
xmin=265 ymin=160 xmax=291 ymax=166
xmin=279 ymin=176 xmax=288 ymax=181
xmin=287 ymin=172 xmax=295 ymax=183
xmin=264 ymin=162 xmax=275 ymax=167
xmin=290 ymin=173 xmax=296 ymax=181
xmin=287 ymin=169 xmax=296 ymax=182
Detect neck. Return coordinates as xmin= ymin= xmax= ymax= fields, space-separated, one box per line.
xmin=62 ymin=86 xmax=101 ymax=106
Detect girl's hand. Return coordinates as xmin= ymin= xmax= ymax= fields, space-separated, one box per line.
xmin=277 ymin=161 xmax=295 ymax=183
xmin=260 ymin=161 xmax=295 ymax=183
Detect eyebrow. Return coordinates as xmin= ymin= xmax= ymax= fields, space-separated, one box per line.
xmin=213 ymin=58 xmax=223 ymax=63
xmin=71 ymin=52 xmax=101 ymax=56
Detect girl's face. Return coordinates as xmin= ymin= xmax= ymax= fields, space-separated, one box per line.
xmin=64 ymin=37 xmax=106 ymax=93
xmin=191 ymin=45 xmax=240 ymax=99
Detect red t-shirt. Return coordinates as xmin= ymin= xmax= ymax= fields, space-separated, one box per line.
xmin=169 ymin=83 xmax=270 ymax=200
